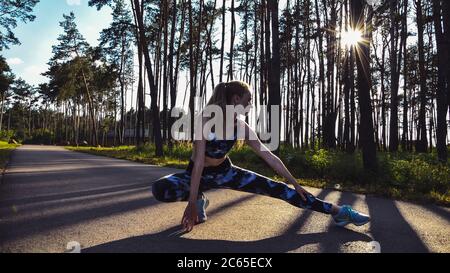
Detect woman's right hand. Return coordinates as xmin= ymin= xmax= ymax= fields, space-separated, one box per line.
xmin=181 ymin=201 xmax=198 ymax=232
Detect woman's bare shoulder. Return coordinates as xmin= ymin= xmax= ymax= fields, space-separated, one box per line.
xmin=235 ymin=118 xmax=252 ymax=139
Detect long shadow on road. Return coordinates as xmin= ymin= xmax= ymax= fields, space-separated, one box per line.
xmin=366 ymin=195 xmax=429 ymax=252
xmin=84 ymin=189 xmax=373 ymax=253
xmin=2 ymin=146 xmax=439 ymax=253
xmin=83 ymin=223 xmax=372 ymax=253
xmin=0 ymin=192 xmax=158 ymax=244
xmin=320 ymin=189 xmax=358 ymax=253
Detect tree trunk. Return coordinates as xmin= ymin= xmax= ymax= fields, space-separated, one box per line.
xmin=314 ymin=0 xmax=325 ymax=148
xmin=415 ymin=0 xmax=428 ymax=153
xmin=305 ymin=0 xmax=311 ymax=148
xmin=132 ymin=0 xmax=163 ymax=156
xmin=442 ymin=1 xmax=450 ymax=118
xmin=188 ymin=0 xmax=196 ymax=141
xmin=136 ymin=39 xmax=144 ymax=146
xmin=268 ymin=0 xmax=281 ymax=155
xmin=220 ymin=0 xmax=226 ymax=82
xmin=432 ymin=0 xmax=448 ymax=162
xmin=0 ymin=93 xmax=5 ymax=132
xmin=389 ymin=0 xmax=400 ymax=152
xmin=228 ymin=0 xmax=236 ymax=81
xmin=76 ymin=55 xmax=98 ymax=146
xmin=162 ymin=0 xmax=169 ymax=143
xmin=324 ymin=0 xmax=337 ymax=149
xmin=168 ymin=0 xmax=179 ymax=149
xmin=401 ymin=0 xmax=408 ymax=151
xmin=352 ymin=0 xmax=377 ymax=172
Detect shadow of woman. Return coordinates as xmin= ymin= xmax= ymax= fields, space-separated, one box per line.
xmin=83 ymin=225 xmax=373 ymax=253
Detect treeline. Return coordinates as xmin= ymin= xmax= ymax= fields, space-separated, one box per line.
xmin=0 ymin=0 xmax=448 ymax=170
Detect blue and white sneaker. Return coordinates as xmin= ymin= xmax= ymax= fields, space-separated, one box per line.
xmin=196 ymin=193 xmax=210 ymax=223
xmin=333 ymin=205 xmax=370 ymax=227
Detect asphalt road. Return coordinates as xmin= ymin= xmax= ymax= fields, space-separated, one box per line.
xmin=0 ymin=145 xmax=448 ymax=253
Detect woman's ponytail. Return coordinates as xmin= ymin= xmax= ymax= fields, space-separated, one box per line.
xmin=205 ymin=81 xmax=251 ymax=112
xmin=207 ymin=82 xmax=228 ymax=111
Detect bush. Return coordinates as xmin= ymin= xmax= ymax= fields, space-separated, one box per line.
xmin=309 ymin=149 xmax=332 ymax=176
xmin=390 ymin=160 xmax=413 ymax=189
xmin=0 ymin=130 xmax=15 ymax=142
xmin=281 ymin=148 xmax=359 ymax=182
xmin=387 ymin=156 xmax=449 ymax=196
xmin=285 ymin=151 xmax=312 ymax=177
xmin=23 ymin=129 xmax=55 ymax=145
xmin=14 ymin=130 xmax=25 ymax=141
xmin=328 ymin=152 xmax=365 ymax=184
xmin=278 ymin=146 xmax=449 ymax=201
xmin=67 ymin=141 xmax=450 ymax=205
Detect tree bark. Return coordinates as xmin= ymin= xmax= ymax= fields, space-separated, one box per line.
xmin=268 ymin=0 xmax=281 ymax=155
xmin=132 ymin=0 xmax=163 ymax=156
xmin=415 ymin=0 xmax=428 ymax=153
xmin=352 ymin=0 xmax=377 ymax=171
xmin=432 ymin=0 xmax=448 ymax=162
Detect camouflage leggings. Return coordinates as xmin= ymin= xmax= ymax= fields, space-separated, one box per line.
xmin=151 ymin=157 xmax=333 ymax=214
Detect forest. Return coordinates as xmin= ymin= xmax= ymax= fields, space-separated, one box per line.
xmin=1 ymin=0 xmax=449 ymax=203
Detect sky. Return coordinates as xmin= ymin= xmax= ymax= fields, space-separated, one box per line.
xmin=3 ymin=0 xmax=427 ymax=142
xmin=2 ymin=0 xmax=241 ymax=112
xmin=3 ymin=0 xmax=112 ymax=86
xmin=2 ymin=0 xmax=392 ymax=116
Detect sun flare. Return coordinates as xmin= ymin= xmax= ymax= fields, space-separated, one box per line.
xmin=341 ymin=29 xmax=363 ymax=47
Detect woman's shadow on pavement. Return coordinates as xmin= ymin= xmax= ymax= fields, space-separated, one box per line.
xmin=83 ymin=224 xmax=373 ymax=253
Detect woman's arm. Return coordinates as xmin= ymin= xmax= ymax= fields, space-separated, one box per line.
xmin=189 ymin=137 xmax=206 ymax=203
xmin=181 ymin=117 xmax=207 ymax=232
xmin=242 ymin=121 xmax=309 ymax=200
xmin=189 ymin=116 xmax=209 ymax=202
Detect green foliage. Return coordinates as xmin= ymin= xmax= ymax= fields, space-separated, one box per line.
xmin=0 ymin=0 xmax=40 ymax=50
xmin=239 ymin=145 xmax=449 ymax=205
xmin=389 ymin=158 xmax=449 ymax=194
xmin=310 ymin=149 xmax=333 ymax=176
xmin=23 ymin=129 xmax=55 ymax=145
xmin=14 ymin=130 xmax=25 ymax=141
xmin=0 ymin=56 xmax=15 ymax=94
xmin=67 ymin=142 xmax=450 ymax=206
xmin=0 ymin=140 xmax=20 ymax=169
xmin=0 ymin=130 xmax=15 ymax=141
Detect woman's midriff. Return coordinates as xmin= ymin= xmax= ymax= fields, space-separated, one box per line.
xmin=190 ymin=118 xmax=237 ymax=167
xmin=190 ymin=151 xmax=227 ymax=167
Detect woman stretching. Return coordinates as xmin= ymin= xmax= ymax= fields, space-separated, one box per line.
xmin=152 ymin=81 xmax=370 ymax=232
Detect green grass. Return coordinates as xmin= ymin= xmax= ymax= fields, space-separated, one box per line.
xmin=66 ymin=142 xmax=192 ymax=170
xmin=66 ymin=142 xmax=450 ymax=207
xmin=0 ymin=141 xmax=20 ymax=173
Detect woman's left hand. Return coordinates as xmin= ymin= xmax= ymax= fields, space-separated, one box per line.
xmin=294 ymin=184 xmax=312 ymax=202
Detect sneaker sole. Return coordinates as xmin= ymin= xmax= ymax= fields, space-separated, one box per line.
xmin=335 ymin=219 xmax=370 ymax=227
xmin=197 ymin=198 xmax=210 ymax=223
xmin=353 ymin=218 xmax=370 ymax=226
xmin=335 ymin=220 xmax=350 ymax=227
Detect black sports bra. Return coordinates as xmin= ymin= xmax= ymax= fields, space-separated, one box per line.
xmin=205 ymin=124 xmax=238 ymax=159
